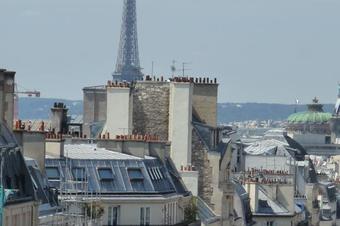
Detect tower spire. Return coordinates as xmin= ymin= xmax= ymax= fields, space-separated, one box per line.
xmin=113 ymin=0 xmax=143 ymax=82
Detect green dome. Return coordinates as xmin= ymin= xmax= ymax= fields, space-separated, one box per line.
xmin=288 ymin=111 xmax=332 ymax=124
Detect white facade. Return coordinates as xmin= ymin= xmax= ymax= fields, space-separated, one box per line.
xmin=180 ymin=171 xmax=199 ymax=196
xmin=168 ymin=82 xmax=193 ymax=169
xmin=288 ymin=132 xmax=329 ymax=145
xmin=59 ymin=196 xmax=190 ymax=226
xmin=102 ymin=86 xmax=133 ymax=137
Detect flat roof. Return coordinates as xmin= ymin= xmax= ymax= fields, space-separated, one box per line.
xmin=48 ymin=144 xmax=154 ymax=160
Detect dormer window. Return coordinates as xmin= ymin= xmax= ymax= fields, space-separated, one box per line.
xmin=128 ymin=168 xmax=145 ymax=191
xmin=46 ymin=167 xmax=60 ymax=180
xmin=128 ymin=168 xmax=144 ymax=180
xmin=72 ymin=167 xmax=86 ymax=181
xmin=98 ymin=168 xmax=114 ymax=181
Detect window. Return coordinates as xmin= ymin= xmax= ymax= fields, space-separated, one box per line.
xmin=266 ymin=221 xmax=274 ymax=226
xmin=46 ymin=167 xmax=60 ymax=180
xmin=107 ymin=206 xmax=120 ymax=226
xmin=128 ymin=168 xmax=145 ymax=191
xmin=72 ymin=167 xmax=86 ymax=181
xmin=128 ymin=168 xmax=144 ymax=180
xmin=97 ymin=168 xmax=114 ymax=181
xmin=140 ymin=207 xmax=150 ymax=226
xmin=145 ymin=207 xmax=150 ymax=226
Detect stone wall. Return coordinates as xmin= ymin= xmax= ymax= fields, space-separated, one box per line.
xmin=192 ymin=84 xmax=218 ymax=127
xmin=0 ymin=69 xmax=15 ymax=130
xmin=132 ymin=82 xmax=170 ymax=141
xmin=191 ymin=129 xmax=214 ymax=209
xmin=83 ymin=86 xmax=107 ymax=138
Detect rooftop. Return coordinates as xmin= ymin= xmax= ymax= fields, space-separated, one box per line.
xmin=47 ymin=144 xmax=155 ymax=160
xmin=244 ymin=139 xmax=288 ymax=156
xmin=287 ymin=98 xmax=332 ymax=124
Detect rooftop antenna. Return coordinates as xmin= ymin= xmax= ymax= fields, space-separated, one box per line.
xmin=181 ymin=62 xmax=192 ymax=77
xmin=171 ymin=60 xmax=176 ymax=78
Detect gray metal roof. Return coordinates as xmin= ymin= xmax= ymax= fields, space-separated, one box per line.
xmin=45 ymin=150 xmax=189 ymax=196
xmin=244 ymin=139 xmax=288 ymax=156
xmin=0 ymin=124 xmax=36 ymax=205
xmin=25 ymin=158 xmax=60 ymax=216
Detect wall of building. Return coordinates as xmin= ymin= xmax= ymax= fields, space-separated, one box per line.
xmin=192 ymin=83 xmax=218 ymax=127
xmin=169 ymin=82 xmax=193 ymax=169
xmin=83 ymin=86 xmax=107 ymax=138
xmin=289 ymin=133 xmax=329 ymax=145
xmin=45 ymin=139 xmax=64 ymax=158
xmin=97 ymin=139 xmax=170 ymax=160
xmin=102 ymin=86 xmax=133 ymax=137
xmin=245 ymin=155 xmax=291 ymax=172
xmin=68 ymin=196 xmax=191 ymax=226
xmin=180 ymin=171 xmax=199 ymax=196
xmin=14 ymin=131 xmax=46 ymax=172
xmin=253 ymin=216 xmax=295 ymax=226
xmin=0 ymin=69 xmax=15 ymax=130
xmin=191 ymin=129 xmax=214 ymax=208
xmin=207 ymin=151 xmax=223 ymax=215
xmin=4 ymin=201 xmax=39 ymax=226
xmin=132 ymin=82 xmax=170 ymax=141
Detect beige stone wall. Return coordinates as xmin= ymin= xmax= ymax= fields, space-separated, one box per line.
xmin=83 ymin=87 xmax=107 ymax=138
xmin=4 ymin=201 xmax=39 ymax=226
xmin=132 ymin=82 xmax=170 ymax=140
xmin=45 ymin=139 xmax=64 ymax=157
xmin=192 ymin=84 xmax=218 ymax=127
xmin=14 ymin=131 xmax=46 ymax=172
xmin=191 ymin=129 xmax=214 ymax=208
xmin=0 ymin=69 xmax=15 ymax=130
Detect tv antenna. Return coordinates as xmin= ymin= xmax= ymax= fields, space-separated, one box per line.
xmin=170 ymin=60 xmax=192 ymax=77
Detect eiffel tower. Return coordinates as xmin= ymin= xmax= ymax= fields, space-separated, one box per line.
xmin=113 ymin=0 xmax=143 ymax=81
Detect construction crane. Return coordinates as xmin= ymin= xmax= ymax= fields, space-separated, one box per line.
xmin=14 ymin=83 xmax=41 ymax=120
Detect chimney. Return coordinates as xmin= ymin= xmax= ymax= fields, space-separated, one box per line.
xmin=0 ymin=69 xmax=15 ymax=130
xmin=45 ymin=135 xmax=65 ymax=158
xmin=50 ymin=102 xmax=68 ymax=134
xmin=245 ymin=182 xmax=259 ymax=212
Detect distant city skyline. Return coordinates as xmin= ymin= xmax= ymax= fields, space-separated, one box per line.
xmin=1 ymin=0 xmax=340 ymax=104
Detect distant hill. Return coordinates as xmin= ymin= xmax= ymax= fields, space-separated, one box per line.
xmin=18 ymin=97 xmax=83 ymax=120
xmin=18 ymin=97 xmax=335 ymax=123
xmin=218 ymin=103 xmax=334 ymax=123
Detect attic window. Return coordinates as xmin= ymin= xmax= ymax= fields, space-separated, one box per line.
xmin=128 ymin=168 xmax=145 ymax=191
xmin=127 ymin=168 xmax=144 ymax=180
xmin=72 ymin=167 xmax=86 ymax=181
xmin=46 ymin=167 xmax=60 ymax=180
xmin=98 ymin=168 xmax=114 ymax=181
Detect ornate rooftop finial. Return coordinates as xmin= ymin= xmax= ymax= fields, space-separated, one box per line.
xmin=312 ymin=97 xmax=319 ymax=104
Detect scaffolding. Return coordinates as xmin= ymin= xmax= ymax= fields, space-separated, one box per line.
xmin=45 ymin=153 xmax=102 ymax=225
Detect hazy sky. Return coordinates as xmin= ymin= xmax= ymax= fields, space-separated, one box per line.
xmin=1 ymin=0 xmax=340 ymax=104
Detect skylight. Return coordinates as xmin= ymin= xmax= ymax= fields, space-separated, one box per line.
xmin=127 ymin=168 xmax=144 ymax=180
xmin=72 ymin=167 xmax=86 ymax=181
xmin=98 ymin=168 xmax=114 ymax=181
xmin=46 ymin=167 xmax=60 ymax=180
